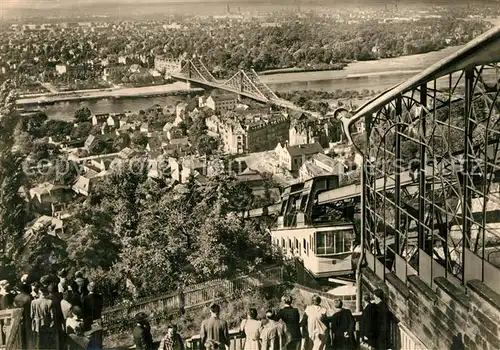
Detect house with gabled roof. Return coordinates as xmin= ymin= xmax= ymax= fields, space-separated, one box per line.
xmin=276 ymin=142 xmax=324 ymax=172
xmin=84 ymin=135 xmax=99 ymax=152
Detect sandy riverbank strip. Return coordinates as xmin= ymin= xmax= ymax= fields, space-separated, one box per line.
xmin=16 ymin=82 xmax=203 ymax=105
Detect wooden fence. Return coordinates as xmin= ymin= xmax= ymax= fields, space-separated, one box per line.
xmin=102 ymin=266 xmax=283 ymax=331
xmin=0 ymin=308 xmax=23 ymax=350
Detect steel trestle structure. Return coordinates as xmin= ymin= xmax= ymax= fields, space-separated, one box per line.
xmin=339 ymin=26 xmax=500 ymax=294
xmin=171 ymin=58 xmax=317 ymax=116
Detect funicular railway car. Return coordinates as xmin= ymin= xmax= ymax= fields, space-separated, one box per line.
xmin=270 ymin=175 xmax=357 ymax=277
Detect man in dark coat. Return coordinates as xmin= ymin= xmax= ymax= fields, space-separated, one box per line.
xmin=327 ymin=299 xmax=356 ymax=350
xmin=48 ymin=283 xmax=64 ymax=350
xmin=14 ymin=283 xmax=33 ymax=349
xmin=360 ymin=293 xmax=378 ymax=348
xmin=200 ymin=304 xmax=230 ymax=350
xmin=82 ymin=282 xmax=104 ymax=331
xmin=133 ymin=312 xmax=154 ymax=350
xmin=276 ymin=294 xmax=301 ymax=350
xmin=360 ymin=289 xmax=389 ymax=350
xmin=71 ymin=271 xmax=89 ymax=307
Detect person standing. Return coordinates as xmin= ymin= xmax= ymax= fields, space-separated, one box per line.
xmin=360 ymin=289 xmax=389 ymax=350
xmin=159 ymin=324 xmax=184 ymax=350
xmin=30 ymin=287 xmax=55 ymax=350
xmin=0 ymin=280 xmax=15 ymax=345
xmin=57 ymin=269 xmax=68 ymax=295
xmin=133 ymin=312 xmax=154 ymax=350
xmin=82 ymin=282 xmax=104 ymax=330
xmin=239 ymin=308 xmax=261 ymax=350
xmin=61 ymin=290 xmax=73 ymax=323
xmin=48 ymin=283 xmax=64 ymax=350
xmin=326 ymin=299 xmax=356 ymax=350
xmin=14 ymin=283 xmax=33 ymax=349
xmin=200 ymin=304 xmax=230 ymax=350
xmin=300 ymin=295 xmax=328 ymax=350
xmin=360 ymin=293 xmax=377 ymax=349
xmin=66 ymin=306 xmax=85 ymax=336
xmin=30 ymin=282 xmax=41 ymax=299
xmin=277 ymin=295 xmax=301 ymax=350
xmin=65 ymin=306 xmax=89 ymax=350
xmin=71 ymin=271 xmax=88 ymax=307
xmin=0 ymin=280 xmax=15 ymax=310
xmin=260 ymin=310 xmax=285 ymax=350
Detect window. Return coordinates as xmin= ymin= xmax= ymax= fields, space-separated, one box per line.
xmin=315 ymin=230 xmax=353 ymax=255
xmin=303 ymin=238 xmax=307 ymax=252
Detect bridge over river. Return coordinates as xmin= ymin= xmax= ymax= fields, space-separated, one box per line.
xmin=170 ymin=58 xmax=320 ymax=117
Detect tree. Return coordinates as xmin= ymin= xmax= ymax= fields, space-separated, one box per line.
xmin=0 ymin=150 xmax=28 ymax=260
xmin=53 ymin=157 xmax=81 ymax=186
xmin=67 ymin=222 xmax=119 ymax=270
xmin=29 ymin=139 xmax=60 ymax=163
xmin=43 ymin=120 xmax=73 ymax=142
xmin=113 ymin=134 xmax=131 ymax=151
xmin=71 ymin=122 xmax=93 ymax=139
xmin=74 ymin=107 xmax=92 ymax=123
xmin=12 ymin=124 xmax=33 ymax=155
xmin=22 ymin=112 xmax=48 ymax=138
xmin=196 ymin=134 xmax=220 ymax=156
xmin=131 ymin=132 xmax=148 ymax=149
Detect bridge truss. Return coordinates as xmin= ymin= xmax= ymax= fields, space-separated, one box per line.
xmin=176 ymin=59 xmax=282 ymax=105
xmin=340 ymin=26 xmax=500 ymax=294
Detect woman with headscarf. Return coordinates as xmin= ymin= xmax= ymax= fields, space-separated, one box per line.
xmin=239 ymin=308 xmax=262 ymax=350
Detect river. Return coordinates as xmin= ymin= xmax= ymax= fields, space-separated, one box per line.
xmin=38 ymin=46 xmax=463 ymax=120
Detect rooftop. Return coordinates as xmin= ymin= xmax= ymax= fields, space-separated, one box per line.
xmin=286 ymin=142 xmax=324 ymax=157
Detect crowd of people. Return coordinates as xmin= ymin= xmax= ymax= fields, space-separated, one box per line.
xmin=133 ymin=289 xmax=390 ymax=350
xmin=0 ymin=269 xmax=104 ymax=350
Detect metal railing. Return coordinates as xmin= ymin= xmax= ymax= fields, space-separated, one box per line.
xmin=186 ymin=330 xmax=246 ymax=350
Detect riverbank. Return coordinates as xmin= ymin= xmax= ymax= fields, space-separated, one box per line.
xmin=258 ymin=65 xmax=346 ymax=76
xmin=260 ymin=46 xmax=462 ymax=85
xmin=16 ymin=82 xmax=204 ymax=105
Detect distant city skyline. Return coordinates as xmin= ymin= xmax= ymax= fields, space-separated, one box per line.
xmin=0 ymin=0 xmax=491 ymax=20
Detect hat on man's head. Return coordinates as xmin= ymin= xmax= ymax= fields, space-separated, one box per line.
xmin=373 ymin=288 xmax=385 ymax=300
xmin=135 ymin=312 xmax=149 ymax=323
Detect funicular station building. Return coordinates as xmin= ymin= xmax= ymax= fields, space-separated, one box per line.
xmin=333 ymin=25 xmax=500 ymax=349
